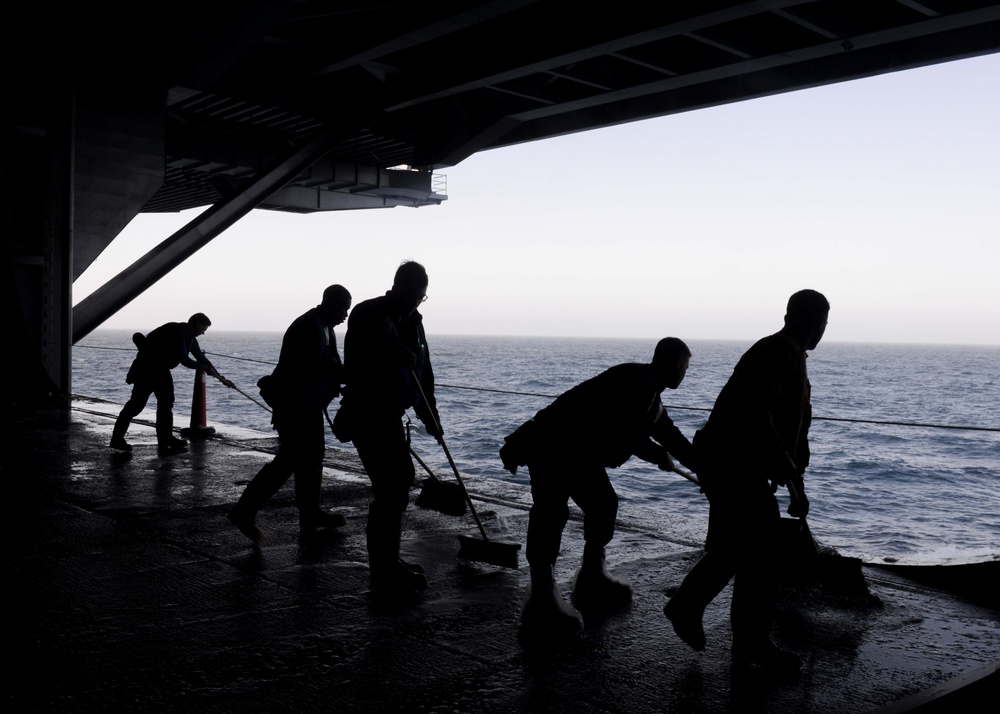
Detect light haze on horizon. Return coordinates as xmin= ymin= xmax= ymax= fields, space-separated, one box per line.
xmin=75 ymin=54 xmax=1000 ymax=347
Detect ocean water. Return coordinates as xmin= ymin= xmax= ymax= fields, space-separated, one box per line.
xmin=73 ymin=330 xmax=1000 ymax=564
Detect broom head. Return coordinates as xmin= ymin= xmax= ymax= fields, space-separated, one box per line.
xmin=416 ymin=477 xmax=467 ymax=516
xmin=457 ymin=535 xmax=521 ymax=569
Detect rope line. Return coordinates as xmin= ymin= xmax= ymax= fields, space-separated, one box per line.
xmin=203 ymin=351 xmax=278 ymax=366
xmin=436 ymin=382 xmax=999 ymax=432
xmin=74 ymin=344 xmax=1000 ymax=434
xmin=74 ymin=344 xmax=134 ymax=352
xmin=810 ymin=416 xmax=999 ymax=432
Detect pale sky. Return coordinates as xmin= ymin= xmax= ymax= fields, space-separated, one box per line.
xmin=74 ymin=53 xmax=1000 ymax=345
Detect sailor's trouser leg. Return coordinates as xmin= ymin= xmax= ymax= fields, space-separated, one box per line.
xmin=521 ymin=459 xmax=584 ymax=634
xmin=234 ymin=455 xmax=294 ymax=516
xmin=228 ymin=417 xmax=310 ymax=545
xmin=570 ymin=465 xmax=618 ymax=553
xmin=291 ymin=412 xmax=327 ymax=522
xmin=670 ymin=484 xmax=780 ymax=651
xmin=729 ymin=490 xmax=780 ymax=654
xmin=671 ymin=496 xmax=741 ymax=613
xmin=354 ymin=416 xmax=419 ymax=587
xmin=113 ymin=381 xmax=155 ymax=442
xmin=231 ymin=411 xmax=312 ymax=512
xmin=664 ymin=479 xmax=745 ymax=652
xmin=569 ymin=466 xmax=631 ymax=610
xmin=525 ymin=460 xmax=571 ymax=569
xmin=152 ymin=373 xmax=176 ymax=444
xmin=526 ymin=459 xmax=616 ymax=567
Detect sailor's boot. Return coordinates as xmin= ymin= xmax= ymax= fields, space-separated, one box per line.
xmin=110 ymin=413 xmax=133 ymax=451
xmin=663 ymin=595 xmax=706 ymax=652
xmin=368 ymin=505 xmax=426 ymax=595
xmin=296 ymin=467 xmax=346 ymax=536
xmin=227 ymin=466 xmax=277 ymax=545
xmin=572 ymin=544 xmax=632 ymax=614
xmin=227 ymin=457 xmax=295 ymax=545
xmin=519 ymin=564 xmax=584 ymax=639
xmin=156 ymin=411 xmax=187 ymax=453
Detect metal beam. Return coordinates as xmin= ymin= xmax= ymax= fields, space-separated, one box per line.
xmin=313 ymin=0 xmax=542 ymax=78
xmin=72 ymin=129 xmax=337 ymax=342
xmin=383 ymin=0 xmax=814 ymax=113
xmin=435 ymin=7 xmax=1000 ymax=165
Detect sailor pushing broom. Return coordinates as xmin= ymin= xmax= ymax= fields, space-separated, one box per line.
xmin=336 ymin=261 xmax=446 ymax=595
xmin=500 ymin=337 xmax=697 ymax=637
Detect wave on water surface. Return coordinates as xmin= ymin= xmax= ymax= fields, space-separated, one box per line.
xmin=74 ymin=331 xmax=1000 ymax=564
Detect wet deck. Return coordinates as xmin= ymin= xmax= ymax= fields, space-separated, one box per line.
xmin=4 ymin=397 xmax=997 ymax=712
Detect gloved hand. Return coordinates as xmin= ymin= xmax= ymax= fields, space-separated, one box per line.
xmin=425 ymin=417 xmax=444 ymax=443
xmin=658 ymin=454 xmax=676 ymax=472
xmin=787 ymin=493 xmax=810 ymax=518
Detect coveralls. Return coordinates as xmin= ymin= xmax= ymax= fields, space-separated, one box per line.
xmin=669 ymin=330 xmax=811 ymax=653
xmin=502 ymin=362 xmax=696 ymax=569
xmin=232 ymin=307 xmax=344 ymax=523
xmin=339 ymin=293 xmax=439 ymax=571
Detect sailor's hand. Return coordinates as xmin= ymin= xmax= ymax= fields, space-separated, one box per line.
xmin=658 ymin=454 xmax=676 ymax=472
xmin=787 ymin=494 xmax=810 ymax=518
xmin=219 ymin=376 xmax=235 ymax=388
xmin=425 ymin=418 xmax=444 ymax=442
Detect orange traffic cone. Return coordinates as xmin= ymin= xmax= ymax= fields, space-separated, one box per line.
xmin=180 ymin=369 xmax=217 ymax=440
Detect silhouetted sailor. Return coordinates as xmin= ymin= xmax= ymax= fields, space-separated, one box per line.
xmin=227 ymin=285 xmax=351 ymax=543
xmin=664 ymin=290 xmax=829 ymax=674
xmin=111 ymin=313 xmax=233 ymax=454
xmin=500 ymin=337 xmax=696 ymax=636
xmin=337 ymin=261 xmax=442 ymax=594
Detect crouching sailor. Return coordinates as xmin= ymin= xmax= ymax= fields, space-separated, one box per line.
xmin=111 ymin=313 xmax=233 ymax=454
xmin=500 ymin=337 xmax=697 ymax=637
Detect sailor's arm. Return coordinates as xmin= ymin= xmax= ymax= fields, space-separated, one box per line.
xmin=649 ymin=403 xmax=697 ymax=471
xmin=786 ymin=470 xmax=809 ymax=518
xmin=186 ymin=337 xmax=234 ymax=387
xmin=633 ymin=438 xmax=673 ymax=470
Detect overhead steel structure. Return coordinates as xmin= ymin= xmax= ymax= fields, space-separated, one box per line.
xmin=3 ymin=0 xmax=999 ymax=403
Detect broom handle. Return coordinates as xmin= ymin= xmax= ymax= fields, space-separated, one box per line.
xmin=409 ymin=446 xmax=442 ymax=483
xmin=411 ymin=370 xmax=490 ymax=542
xmin=785 ymin=475 xmax=820 ymax=555
xmin=671 ymin=464 xmax=700 ymax=486
xmin=233 ymin=383 xmax=274 ymax=414
xmin=439 ymin=437 xmax=490 ymax=542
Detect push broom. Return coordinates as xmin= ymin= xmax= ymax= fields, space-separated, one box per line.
xmin=411 ymin=441 xmax=466 ymax=516
xmin=413 ymin=373 xmax=521 ymax=569
xmin=675 ymin=460 xmax=872 ymax=601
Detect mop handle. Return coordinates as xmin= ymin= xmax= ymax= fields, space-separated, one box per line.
xmin=411 ymin=370 xmax=490 ymax=542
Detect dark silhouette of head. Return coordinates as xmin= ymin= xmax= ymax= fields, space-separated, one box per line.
xmin=784 ymin=289 xmax=830 ymax=351
xmin=320 ymin=284 xmax=352 ymax=325
xmin=188 ymin=313 xmax=211 ymax=336
xmin=652 ymin=337 xmax=692 ymax=390
xmin=188 ymin=313 xmax=211 ymax=328
xmin=390 ymin=260 xmax=429 ymax=316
